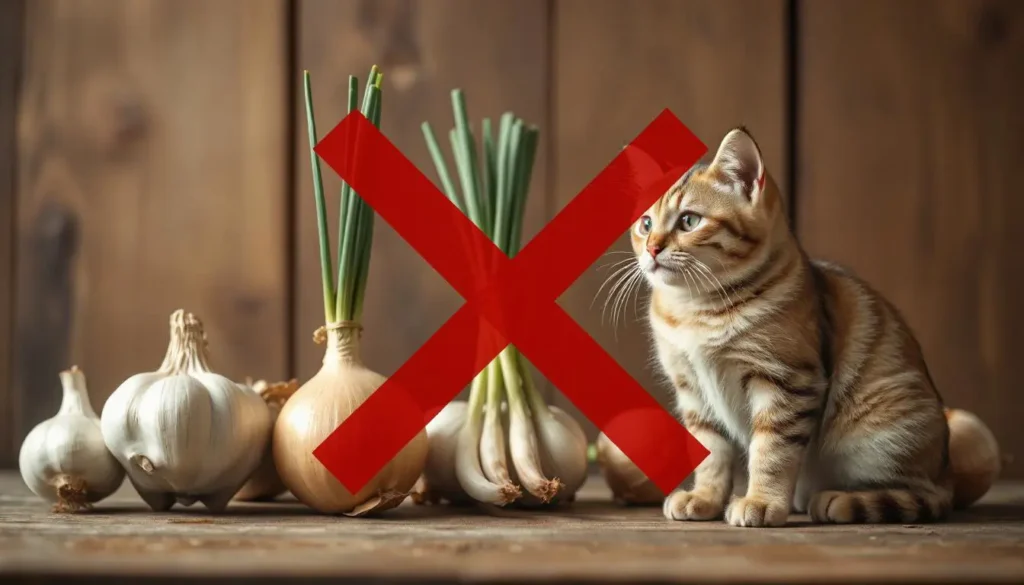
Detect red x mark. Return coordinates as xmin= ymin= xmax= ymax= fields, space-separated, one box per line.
xmin=312 ymin=109 xmax=709 ymax=496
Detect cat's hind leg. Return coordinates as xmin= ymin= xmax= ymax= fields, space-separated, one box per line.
xmin=810 ymin=396 xmax=952 ymax=524
xmin=809 ymin=480 xmax=952 ymax=524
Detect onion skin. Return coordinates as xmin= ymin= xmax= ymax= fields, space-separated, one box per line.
xmin=595 ymin=432 xmax=663 ymax=506
xmin=273 ymin=332 xmax=428 ymax=515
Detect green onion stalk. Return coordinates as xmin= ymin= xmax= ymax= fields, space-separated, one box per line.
xmin=416 ymin=91 xmax=588 ymax=508
xmin=272 ymin=68 xmax=427 ymax=517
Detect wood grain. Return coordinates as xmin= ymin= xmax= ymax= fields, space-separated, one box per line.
xmin=13 ymin=0 xmax=291 ymax=437
xmin=293 ymin=0 xmax=551 ymax=395
xmin=796 ymin=0 xmax=1024 ymax=478
xmin=0 ymin=0 xmax=25 ymax=467
xmin=1 ymin=472 xmax=1023 ymax=584
xmin=551 ymin=0 xmax=789 ymax=439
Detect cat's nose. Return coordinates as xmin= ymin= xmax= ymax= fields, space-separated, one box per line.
xmin=647 ymin=243 xmax=662 ymax=258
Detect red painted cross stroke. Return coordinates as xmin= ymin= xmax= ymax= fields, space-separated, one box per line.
xmin=312 ymin=109 xmax=710 ymax=496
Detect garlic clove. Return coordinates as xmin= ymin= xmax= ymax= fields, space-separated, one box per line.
xmin=18 ymin=366 xmax=126 ymax=513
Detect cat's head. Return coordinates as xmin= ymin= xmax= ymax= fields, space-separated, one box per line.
xmin=630 ymin=127 xmax=787 ymax=293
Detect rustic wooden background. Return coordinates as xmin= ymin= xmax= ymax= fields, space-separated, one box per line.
xmin=1 ymin=0 xmax=1021 ymax=479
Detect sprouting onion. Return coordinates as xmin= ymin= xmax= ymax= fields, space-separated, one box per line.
xmin=415 ymin=91 xmax=588 ymax=507
xmin=273 ymin=68 xmax=427 ymax=516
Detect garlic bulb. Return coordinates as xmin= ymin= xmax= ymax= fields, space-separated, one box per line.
xmin=273 ymin=326 xmax=428 ymax=515
xmin=413 ymin=400 xmax=473 ymax=505
xmin=234 ymin=378 xmax=299 ymax=502
xmin=19 ymin=366 xmax=125 ymax=512
xmin=595 ymin=431 xmax=663 ymax=505
xmin=100 ymin=309 xmax=273 ymax=512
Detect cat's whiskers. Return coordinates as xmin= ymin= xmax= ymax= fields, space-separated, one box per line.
xmin=615 ymin=268 xmax=647 ymax=334
xmin=601 ymin=262 xmax=641 ymax=327
xmin=611 ymin=267 xmax=640 ymax=330
xmin=593 ymin=260 xmax=639 ymax=311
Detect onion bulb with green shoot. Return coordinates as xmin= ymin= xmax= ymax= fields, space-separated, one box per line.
xmin=273 ymin=67 xmax=428 ymax=516
xmin=412 ymin=91 xmax=588 ymax=508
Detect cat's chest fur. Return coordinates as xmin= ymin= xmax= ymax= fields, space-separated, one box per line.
xmin=652 ymin=318 xmax=752 ymax=447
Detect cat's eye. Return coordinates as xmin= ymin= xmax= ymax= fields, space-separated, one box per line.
xmin=637 ymin=215 xmax=653 ymax=236
xmin=679 ymin=213 xmax=702 ymax=232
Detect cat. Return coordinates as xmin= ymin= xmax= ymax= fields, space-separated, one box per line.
xmin=627 ymin=127 xmax=999 ymax=527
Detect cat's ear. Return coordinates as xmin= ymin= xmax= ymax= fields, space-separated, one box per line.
xmin=709 ymin=127 xmax=765 ymax=203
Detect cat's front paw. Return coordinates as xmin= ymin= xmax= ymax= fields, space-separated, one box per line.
xmin=725 ymin=495 xmax=789 ymax=527
xmin=663 ymin=490 xmax=724 ymax=521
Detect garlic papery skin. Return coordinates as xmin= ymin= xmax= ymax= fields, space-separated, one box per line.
xmin=273 ymin=327 xmax=428 ymax=516
xmin=595 ymin=431 xmax=663 ymax=505
xmin=19 ymin=366 xmax=125 ymax=512
xmin=234 ymin=379 xmax=299 ymax=502
xmin=100 ymin=310 xmax=272 ymax=513
xmin=414 ymin=400 xmax=473 ymax=505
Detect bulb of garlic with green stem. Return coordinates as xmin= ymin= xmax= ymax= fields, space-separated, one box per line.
xmin=101 ymin=309 xmax=272 ymax=512
xmin=519 ymin=358 xmax=588 ymax=505
xmin=19 ymin=366 xmax=125 ymax=512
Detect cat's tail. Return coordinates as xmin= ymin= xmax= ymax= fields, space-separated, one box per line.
xmin=945 ymin=407 xmax=1001 ymax=509
xmin=809 ymin=483 xmax=953 ymax=524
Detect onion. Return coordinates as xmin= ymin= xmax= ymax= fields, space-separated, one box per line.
xmin=282 ymin=67 xmax=427 ymax=515
xmin=274 ymin=329 xmax=427 ymax=515
xmin=945 ymin=407 xmax=1001 ymax=509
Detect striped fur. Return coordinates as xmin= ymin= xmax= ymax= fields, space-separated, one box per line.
xmin=631 ymin=128 xmax=987 ymax=527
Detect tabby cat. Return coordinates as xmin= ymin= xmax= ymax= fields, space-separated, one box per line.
xmin=629 ymin=127 xmax=999 ymax=527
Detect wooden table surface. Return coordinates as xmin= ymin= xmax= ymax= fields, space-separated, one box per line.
xmin=1 ymin=471 xmax=1023 ymax=584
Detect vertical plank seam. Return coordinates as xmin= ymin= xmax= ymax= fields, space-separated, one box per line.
xmin=285 ymin=0 xmax=300 ymax=381
xmin=785 ymin=0 xmax=800 ymax=232
xmin=1 ymin=0 xmax=26 ymax=467
xmin=542 ymin=0 xmax=557 ymax=402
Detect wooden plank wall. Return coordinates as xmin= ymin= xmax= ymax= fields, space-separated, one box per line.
xmin=551 ymin=0 xmax=789 ymax=438
xmin=797 ymin=0 xmax=1024 ymax=478
xmin=292 ymin=0 xmax=551 ymax=390
xmin=0 ymin=0 xmax=25 ymax=468
xmin=11 ymin=0 xmax=290 ymax=441
xmin=3 ymin=0 xmax=1022 ymax=479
